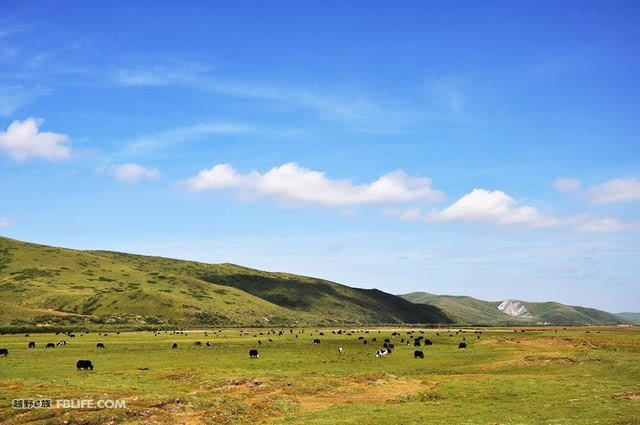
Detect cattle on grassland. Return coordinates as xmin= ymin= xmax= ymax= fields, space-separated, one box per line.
xmin=424 ymin=339 xmax=432 ymax=346
xmin=459 ymin=342 xmax=467 ymax=349
xmin=414 ymin=350 xmax=424 ymax=359
xmin=313 ymin=339 xmax=321 ymax=344
xmin=194 ymin=341 xmax=202 ymax=346
xmin=0 ymin=348 xmax=8 ymax=356
xmin=97 ymin=343 xmax=105 ymax=349
xmin=28 ymin=342 xmax=35 ymax=348
xmin=76 ymin=360 xmax=93 ymax=370
xmin=414 ymin=340 xmax=421 ymax=347
xmin=172 ymin=343 xmax=178 ymax=349
xmin=46 ymin=343 xmax=55 ymax=348
xmin=249 ymin=349 xmax=259 ymax=358
xmin=376 ymin=349 xmax=390 ymax=357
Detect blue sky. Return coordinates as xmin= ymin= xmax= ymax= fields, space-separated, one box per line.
xmin=1 ymin=1 xmax=639 ymax=312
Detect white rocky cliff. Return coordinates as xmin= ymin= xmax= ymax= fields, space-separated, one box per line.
xmin=498 ymin=299 xmax=533 ymax=318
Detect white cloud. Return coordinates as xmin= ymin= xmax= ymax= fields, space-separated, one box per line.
xmin=0 ymin=118 xmax=72 ymax=161
xmin=181 ymin=162 xmax=444 ymax=207
xmin=426 ymin=188 xmax=558 ymax=228
xmin=390 ymin=188 xmax=637 ymax=234
xmin=553 ymin=177 xmax=581 ymax=193
xmin=0 ymin=217 xmax=13 ymax=228
xmin=587 ymin=178 xmax=640 ymax=204
xmin=97 ymin=163 xmax=161 ymax=183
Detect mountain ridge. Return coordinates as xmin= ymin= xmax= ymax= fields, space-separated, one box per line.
xmin=0 ymin=236 xmax=452 ymax=328
xmin=401 ymin=292 xmax=630 ymax=326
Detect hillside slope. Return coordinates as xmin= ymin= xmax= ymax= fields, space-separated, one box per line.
xmin=616 ymin=312 xmax=640 ymax=324
xmin=0 ymin=236 xmax=452 ymax=327
xmin=401 ymin=292 xmax=629 ymax=326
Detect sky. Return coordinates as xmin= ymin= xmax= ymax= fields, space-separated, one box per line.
xmin=1 ymin=1 xmax=639 ymax=312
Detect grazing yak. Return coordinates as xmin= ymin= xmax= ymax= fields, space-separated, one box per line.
xmin=313 ymin=339 xmax=321 ymax=344
xmin=206 ymin=342 xmax=212 ymax=347
xmin=414 ymin=340 xmax=421 ymax=347
xmin=46 ymin=343 xmax=55 ymax=348
xmin=459 ymin=342 xmax=467 ymax=349
xmin=172 ymin=343 xmax=178 ymax=349
xmin=57 ymin=341 xmax=67 ymax=346
xmin=249 ymin=349 xmax=259 ymax=358
xmin=424 ymin=339 xmax=433 ymax=346
xmin=28 ymin=342 xmax=35 ymax=348
xmin=0 ymin=348 xmax=8 ymax=356
xmin=76 ymin=360 xmax=93 ymax=370
xmin=194 ymin=341 xmax=202 ymax=346
xmin=414 ymin=350 xmax=424 ymax=359
xmin=375 ymin=349 xmax=390 ymax=358
xmin=97 ymin=343 xmax=105 ymax=349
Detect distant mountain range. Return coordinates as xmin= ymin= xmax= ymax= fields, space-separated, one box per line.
xmin=0 ymin=236 xmax=452 ymax=328
xmin=400 ymin=292 xmax=631 ymax=326
xmin=0 ymin=236 xmax=631 ymax=329
xmin=615 ymin=312 xmax=640 ymax=324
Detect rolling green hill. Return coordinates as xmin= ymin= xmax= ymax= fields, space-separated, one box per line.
xmin=401 ymin=292 xmax=630 ymax=326
xmin=0 ymin=236 xmax=452 ymax=328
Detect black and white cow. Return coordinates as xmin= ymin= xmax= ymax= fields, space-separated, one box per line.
xmin=249 ymin=349 xmax=259 ymax=358
xmin=313 ymin=339 xmax=321 ymax=344
xmin=375 ymin=349 xmax=390 ymax=357
xmin=28 ymin=341 xmax=35 ymax=348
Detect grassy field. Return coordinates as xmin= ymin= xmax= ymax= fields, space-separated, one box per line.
xmin=1 ymin=327 xmax=639 ymax=424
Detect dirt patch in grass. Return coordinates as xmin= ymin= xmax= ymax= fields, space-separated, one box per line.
xmin=615 ymin=392 xmax=640 ymax=400
xmin=293 ymin=374 xmax=429 ymax=413
xmin=523 ymin=355 xmax=576 ymax=364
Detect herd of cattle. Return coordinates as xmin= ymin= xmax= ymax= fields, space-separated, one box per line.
xmin=0 ymin=328 xmax=479 ymax=370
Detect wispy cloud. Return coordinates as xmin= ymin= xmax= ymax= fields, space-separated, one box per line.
xmin=124 ymin=121 xmax=257 ymax=155
xmin=0 ymin=216 xmax=13 ymax=228
xmin=114 ymin=64 xmax=382 ymax=123
xmin=96 ymin=163 xmax=161 ymax=183
xmin=553 ymin=177 xmax=581 ymax=193
xmin=0 ymin=117 xmax=72 ymax=161
xmin=180 ymin=162 xmax=444 ymax=208
xmin=586 ymin=177 xmax=640 ymax=205
xmin=566 ymin=215 xmax=639 ymax=234
xmin=111 ymin=61 xmax=467 ymax=130
xmin=0 ymin=85 xmax=48 ymax=116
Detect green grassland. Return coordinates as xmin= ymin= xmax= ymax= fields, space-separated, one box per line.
xmin=401 ymin=292 xmax=629 ymax=326
xmin=0 ymin=237 xmax=451 ymax=328
xmin=0 ymin=327 xmax=638 ymax=424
